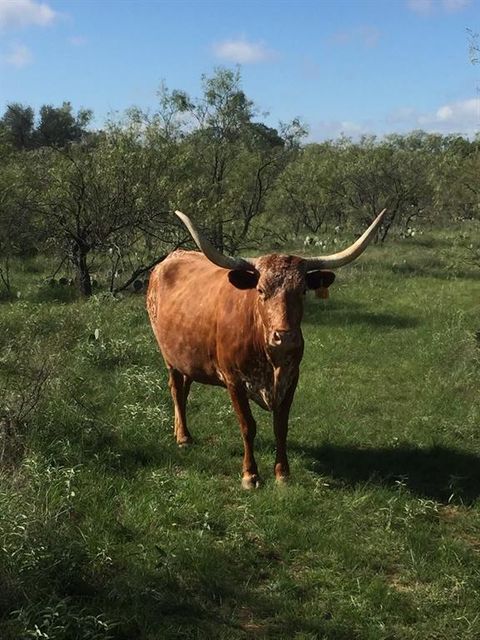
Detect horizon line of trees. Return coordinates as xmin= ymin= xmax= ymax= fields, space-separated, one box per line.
xmin=1 ymin=101 xmax=93 ymax=150
xmin=1 ymin=68 xmax=479 ymax=298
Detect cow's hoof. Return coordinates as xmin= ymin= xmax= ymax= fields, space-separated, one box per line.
xmin=275 ymin=475 xmax=289 ymax=486
xmin=241 ymin=475 xmax=261 ymax=490
xmin=177 ymin=437 xmax=193 ymax=447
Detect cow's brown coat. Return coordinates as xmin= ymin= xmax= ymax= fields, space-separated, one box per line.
xmin=147 ymin=249 xmax=334 ymax=488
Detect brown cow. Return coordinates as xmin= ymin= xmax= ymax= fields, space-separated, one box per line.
xmin=147 ymin=209 xmax=386 ymax=488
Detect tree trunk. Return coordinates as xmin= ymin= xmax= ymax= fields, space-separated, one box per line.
xmin=73 ymin=242 xmax=92 ymax=297
xmin=0 ymin=256 xmax=11 ymax=296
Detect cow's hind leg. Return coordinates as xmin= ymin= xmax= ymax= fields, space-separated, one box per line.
xmin=228 ymin=384 xmax=260 ymax=489
xmin=168 ymin=367 xmax=193 ymax=446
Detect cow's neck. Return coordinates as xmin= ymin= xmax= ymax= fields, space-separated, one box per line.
xmin=245 ymin=312 xmax=302 ymax=411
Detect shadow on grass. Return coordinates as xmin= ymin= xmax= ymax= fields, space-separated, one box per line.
xmin=389 ymin=262 xmax=480 ymax=281
xmin=304 ymin=301 xmax=420 ymax=330
xmin=32 ymin=283 xmax=80 ymax=304
xmin=0 ymin=291 xmax=17 ymax=304
xmin=302 ymin=443 xmax=480 ymax=504
xmin=2 ymin=524 xmax=358 ymax=640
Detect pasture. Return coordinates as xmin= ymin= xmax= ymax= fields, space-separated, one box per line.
xmin=1 ymin=225 xmax=479 ymax=639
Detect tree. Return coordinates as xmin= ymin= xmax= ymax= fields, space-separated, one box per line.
xmin=161 ymin=67 xmax=301 ymax=253
xmin=31 ymin=118 xmax=181 ymax=297
xmin=0 ymin=103 xmax=35 ymax=149
xmin=36 ymin=102 xmax=92 ymax=148
xmin=339 ymin=134 xmax=435 ymax=241
xmin=268 ymin=142 xmax=347 ymax=236
xmin=467 ymin=28 xmax=479 ymax=65
xmin=0 ymin=139 xmax=40 ymax=296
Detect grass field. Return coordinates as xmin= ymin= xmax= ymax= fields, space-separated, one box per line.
xmin=1 ymin=226 xmax=479 ymax=639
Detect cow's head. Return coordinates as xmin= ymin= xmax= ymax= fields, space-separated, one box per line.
xmin=174 ymin=208 xmax=386 ymax=353
xmin=227 ymin=254 xmax=335 ymax=353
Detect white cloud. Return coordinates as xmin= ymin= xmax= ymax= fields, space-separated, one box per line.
xmin=386 ymin=97 xmax=480 ymax=135
xmin=0 ymin=0 xmax=57 ymax=29
xmin=435 ymin=105 xmax=455 ymax=120
xmin=2 ymin=43 xmax=32 ymax=67
xmin=309 ymin=98 xmax=480 ymax=142
xmin=406 ymin=0 xmax=471 ymax=14
xmin=309 ymin=119 xmax=374 ymax=141
xmin=213 ymin=37 xmax=277 ymax=64
xmin=422 ymin=97 xmax=480 ymax=129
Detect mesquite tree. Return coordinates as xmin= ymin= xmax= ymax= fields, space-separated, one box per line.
xmin=160 ymin=68 xmax=302 ymax=254
xmin=34 ymin=126 xmax=177 ymax=296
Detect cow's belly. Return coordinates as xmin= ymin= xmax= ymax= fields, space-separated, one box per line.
xmin=155 ymin=328 xmax=223 ymax=385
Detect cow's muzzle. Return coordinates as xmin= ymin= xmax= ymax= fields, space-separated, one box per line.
xmin=269 ymin=329 xmax=302 ymax=351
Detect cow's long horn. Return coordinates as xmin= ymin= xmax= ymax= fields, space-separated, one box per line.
xmin=305 ymin=209 xmax=387 ymax=270
xmin=175 ymin=210 xmax=255 ymax=271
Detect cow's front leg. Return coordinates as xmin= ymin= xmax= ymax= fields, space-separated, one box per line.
xmin=228 ymin=384 xmax=260 ymax=489
xmin=273 ymin=373 xmax=299 ymax=483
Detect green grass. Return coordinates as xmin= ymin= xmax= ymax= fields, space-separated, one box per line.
xmin=1 ymin=226 xmax=479 ymax=639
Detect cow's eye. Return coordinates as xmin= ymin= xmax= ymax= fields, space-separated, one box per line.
xmin=257 ymin=287 xmax=265 ymax=297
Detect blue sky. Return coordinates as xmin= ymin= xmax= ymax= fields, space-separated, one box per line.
xmin=0 ymin=0 xmax=479 ymax=140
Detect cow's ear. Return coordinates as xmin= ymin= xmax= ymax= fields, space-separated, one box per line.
xmin=306 ymin=270 xmax=335 ymax=290
xmin=228 ymin=270 xmax=259 ymax=290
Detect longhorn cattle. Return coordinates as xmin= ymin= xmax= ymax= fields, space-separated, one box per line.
xmin=147 ymin=208 xmax=386 ymax=488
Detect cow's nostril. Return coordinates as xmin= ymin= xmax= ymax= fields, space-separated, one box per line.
xmin=272 ymin=330 xmax=301 ymax=346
